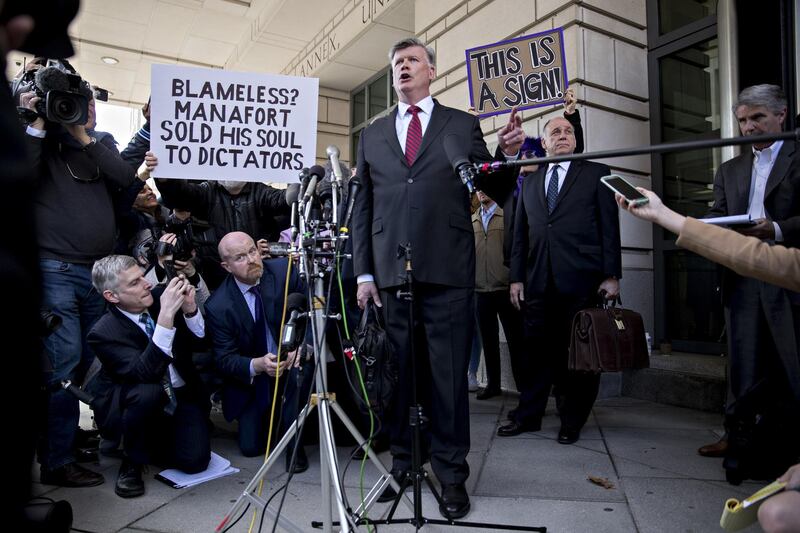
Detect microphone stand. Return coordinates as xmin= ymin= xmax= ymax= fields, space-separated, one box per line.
xmin=345 ymin=243 xmax=545 ymax=532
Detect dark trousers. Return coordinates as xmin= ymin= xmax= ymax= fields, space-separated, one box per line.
xmin=475 ymin=290 xmax=525 ymax=392
xmin=381 ymin=283 xmax=473 ymax=485
xmin=237 ymin=367 xmax=310 ymax=457
xmin=514 ymin=283 xmax=600 ymax=432
xmin=122 ymin=384 xmax=210 ymax=474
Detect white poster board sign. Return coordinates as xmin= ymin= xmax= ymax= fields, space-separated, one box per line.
xmin=150 ymin=64 xmax=318 ymax=183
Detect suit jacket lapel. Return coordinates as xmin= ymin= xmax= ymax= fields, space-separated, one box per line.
xmin=381 ymin=107 xmax=406 ymax=165
xmin=413 ymin=102 xmax=450 ymax=164
xmin=110 ymin=305 xmax=149 ymax=345
xmin=765 ymin=140 xmax=795 ymax=199
xmin=552 ymin=160 xmax=581 ymax=213
xmin=733 ymin=151 xmax=754 ymax=212
xmin=532 ymin=167 xmax=547 ymax=213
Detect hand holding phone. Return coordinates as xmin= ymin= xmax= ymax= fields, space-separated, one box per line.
xmin=601 ymin=174 xmax=649 ymax=206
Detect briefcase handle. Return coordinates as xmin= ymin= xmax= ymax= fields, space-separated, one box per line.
xmin=598 ymin=290 xmax=623 ymax=309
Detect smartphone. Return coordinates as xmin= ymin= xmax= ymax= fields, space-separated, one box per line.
xmin=601 ymin=174 xmax=649 ymax=206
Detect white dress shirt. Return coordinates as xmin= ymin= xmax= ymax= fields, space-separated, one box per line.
xmin=748 ymin=141 xmax=783 ymax=242
xmin=117 ymin=307 xmax=205 ymax=388
xmin=544 ymin=161 xmax=573 ymax=196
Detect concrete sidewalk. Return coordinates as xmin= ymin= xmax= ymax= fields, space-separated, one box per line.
xmin=33 ymin=395 xmax=766 ymax=532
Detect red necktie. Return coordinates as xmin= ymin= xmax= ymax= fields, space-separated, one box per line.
xmin=405 ymin=105 xmax=422 ymax=166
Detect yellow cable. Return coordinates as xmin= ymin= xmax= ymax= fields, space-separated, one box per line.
xmin=248 ymin=255 xmax=294 ymax=533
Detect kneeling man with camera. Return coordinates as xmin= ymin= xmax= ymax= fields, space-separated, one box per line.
xmin=88 ymin=255 xmax=211 ymax=498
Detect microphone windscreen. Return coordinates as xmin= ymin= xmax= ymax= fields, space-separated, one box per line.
xmin=286 ymin=292 xmax=307 ymax=313
xmin=35 ymin=66 xmax=70 ymax=93
xmin=308 ymin=165 xmax=326 ymax=179
xmin=316 ymin=176 xmax=333 ymax=199
xmin=443 ymin=134 xmax=469 ymax=168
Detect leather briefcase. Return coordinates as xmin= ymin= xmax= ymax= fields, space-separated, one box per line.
xmin=568 ymin=298 xmax=649 ymax=373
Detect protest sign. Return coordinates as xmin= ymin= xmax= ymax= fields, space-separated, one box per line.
xmin=466 ymin=28 xmax=568 ymax=118
xmin=150 ymin=64 xmax=318 ymax=183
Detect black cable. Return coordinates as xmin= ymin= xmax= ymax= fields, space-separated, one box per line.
xmin=219 ymin=502 xmax=251 ymax=533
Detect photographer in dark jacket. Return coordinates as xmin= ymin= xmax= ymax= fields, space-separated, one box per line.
xmin=18 ymin=62 xmax=141 ymax=488
xmin=144 ymin=151 xmax=296 ymax=289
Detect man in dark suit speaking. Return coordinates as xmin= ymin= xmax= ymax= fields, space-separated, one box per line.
xmin=352 ymin=37 xmax=523 ymax=519
xmin=504 ymin=116 xmax=621 ymax=445
xmin=88 ymin=255 xmax=211 ymax=498
xmin=205 ymin=231 xmax=308 ymax=472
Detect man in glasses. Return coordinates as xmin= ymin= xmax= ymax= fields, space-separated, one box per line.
xmin=18 ymin=59 xmax=142 ymax=487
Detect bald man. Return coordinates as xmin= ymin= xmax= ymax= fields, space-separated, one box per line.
xmin=204 ymin=232 xmax=308 ymax=471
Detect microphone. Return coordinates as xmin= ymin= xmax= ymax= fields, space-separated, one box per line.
xmin=281 ymin=292 xmax=308 ymax=352
xmin=340 ymin=176 xmax=361 ymax=232
xmin=303 ymin=165 xmax=326 ymax=220
xmin=326 ymin=145 xmax=344 ymax=185
xmin=316 ymin=175 xmax=333 ymax=221
xmin=35 ymin=66 xmax=70 ymax=93
xmin=443 ymin=134 xmax=476 ymax=193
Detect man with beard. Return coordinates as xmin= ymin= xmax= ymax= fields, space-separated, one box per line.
xmin=204 ymin=232 xmax=308 ymax=471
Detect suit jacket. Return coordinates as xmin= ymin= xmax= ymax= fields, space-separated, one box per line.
xmin=709 ymin=140 xmax=800 ymax=247
xmin=709 ymin=140 xmax=800 ymax=304
xmin=352 ymin=100 xmax=510 ymax=289
xmin=677 ymin=218 xmax=800 ymax=292
xmin=204 ymin=257 xmax=303 ymax=420
xmin=87 ymin=289 xmax=206 ymax=433
xmin=510 ymin=159 xmax=621 ymax=297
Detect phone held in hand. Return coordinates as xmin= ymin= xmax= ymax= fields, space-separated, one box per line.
xmin=600 ymin=174 xmax=649 ymax=207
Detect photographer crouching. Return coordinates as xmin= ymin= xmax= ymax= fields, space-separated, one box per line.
xmin=15 ymin=58 xmax=143 ymax=487
xmin=87 ymin=256 xmax=211 ymax=498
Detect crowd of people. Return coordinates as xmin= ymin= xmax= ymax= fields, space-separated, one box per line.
xmin=3 ymin=8 xmax=798 ymax=531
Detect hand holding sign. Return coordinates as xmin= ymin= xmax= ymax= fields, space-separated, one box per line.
xmin=497 ymin=107 xmax=525 ymax=156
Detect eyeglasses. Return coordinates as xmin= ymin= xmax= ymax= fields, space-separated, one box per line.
xmin=231 ymin=247 xmax=261 ymax=263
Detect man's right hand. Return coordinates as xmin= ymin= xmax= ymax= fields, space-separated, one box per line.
xmin=357 ymin=281 xmax=382 ymax=310
xmin=510 ymin=282 xmax=525 ymax=311
xmin=253 ymin=353 xmax=285 ymax=377
xmin=19 ymin=90 xmax=45 ymax=130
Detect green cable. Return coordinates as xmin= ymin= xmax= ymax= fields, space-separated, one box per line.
xmin=336 ymin=252 xmax=375 ymax=533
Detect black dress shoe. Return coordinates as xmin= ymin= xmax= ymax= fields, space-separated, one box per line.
xmin=439 ymin=483 xmax=470 ymax=519
xmin=115 ymin=460 xmax=144 ymax=498
xmin=476 ymin=387 xmax=501 ymax=400
xmin=497 ymin=420 xmax=541 ymax=437
xmin=75 ymin=447 xmax=99 ymax=463
xmin=286 ymin=446 xmax=309 ymax=473
xmin=40 ymin=463 xmax=104 ymax=487
xmin=557 ymin=427 xmax=580 ymax=445
xmin=377 ymin=469 xmax=406 ymax=503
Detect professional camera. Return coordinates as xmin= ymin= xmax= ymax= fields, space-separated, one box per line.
xmin=13 ymin=58 xmax=92 ymax=125
xmin=154 ymin=213 xmax=195 ymax=263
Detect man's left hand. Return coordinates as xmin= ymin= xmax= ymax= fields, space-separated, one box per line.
xmin=180 ymin=283 xmax=197 ymax=315
xmin=497 ymin=107 xmax=525 ymax=156
xmin=598 ymin=278 xmax=620 ymax=299
xmin=737 ymin=218 xmax=775 ymax=240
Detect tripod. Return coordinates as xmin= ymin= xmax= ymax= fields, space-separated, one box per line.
xmin=216 ymin=180 xmax=412 ymax=533
xmin=342 ymin=243 xmax=546 ymax=532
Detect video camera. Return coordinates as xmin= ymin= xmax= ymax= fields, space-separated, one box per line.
xmin=13 ymin=58 xmax=92 ymax=125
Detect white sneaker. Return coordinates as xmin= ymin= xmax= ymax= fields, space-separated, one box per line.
xmin=467 ymin=372 xmax=479 ymax=392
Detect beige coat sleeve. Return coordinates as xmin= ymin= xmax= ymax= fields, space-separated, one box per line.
xmin=676 ymin=217 xmax=800 ymax=292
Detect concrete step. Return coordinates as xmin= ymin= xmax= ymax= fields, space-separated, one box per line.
xmin=621 ymin=352 xmax=727 ymax=412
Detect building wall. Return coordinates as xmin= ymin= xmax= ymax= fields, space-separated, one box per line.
xmin=419 ymin=0 xmax=655 ymax=340
xmin=316 ymin=87 xmax=352 ymax=165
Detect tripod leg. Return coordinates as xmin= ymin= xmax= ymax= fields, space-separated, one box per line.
xmin=317 ymin=397 xmax=355 ymax=532
xmin=215 ymin=402 xmax=315 ymax=533
xmin=328 ymin=401 xmax=414 ymax=516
